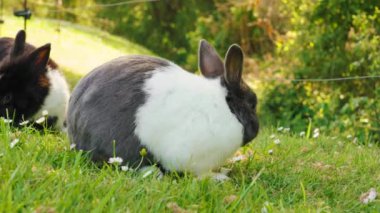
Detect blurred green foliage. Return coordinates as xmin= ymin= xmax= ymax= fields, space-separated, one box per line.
xmin=8 ymin=0 xmax=274 ymax=70
xmin=263 ymin=1 xmax=380 ymax=141
xmin=93 ymin=0 xmax=275 ymax=70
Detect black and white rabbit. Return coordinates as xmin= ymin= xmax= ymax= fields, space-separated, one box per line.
xmin=67 ymin=40 xmax=259 ymax=175
xmin=0 ymin=30 xmax=70 ymax=130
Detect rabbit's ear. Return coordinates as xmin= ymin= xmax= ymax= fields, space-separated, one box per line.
xmin=198 ymin=40 xmax=224 ymax=78
xmin=11 ymin=30 xmax=26 ymax=58
xmin=28 ymin=43 xmax=51 ymax=74
xmin=224 ymin=44 xmax=243 ymax=87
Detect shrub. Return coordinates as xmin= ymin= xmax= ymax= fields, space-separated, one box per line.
xmin=262 ymin=2 xmax=380 ymax=141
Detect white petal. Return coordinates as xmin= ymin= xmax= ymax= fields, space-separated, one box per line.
xmin=121 ymin=166 xmax=130 ymax=171
xmin=108 ymin=157 xmax=123 ymax=164
xmin=42 ymin=110 xmax=49 ymax=116
xmin=10 ymin=138 xmax=20 ymax=148
xmin=274 ymin=138 xmax=281 ymax=144
xmin=313 ymin=132 xmax=320 ymax=138
xmin=19 ymin=120 xmax=30 ymax=126
xmin=70 ymin=143 xmax=76 ymax=150
xmin=2 ymin=118 xmax=12 ymax=124
xmin=35 ymin=117 xmax=46 ymax=124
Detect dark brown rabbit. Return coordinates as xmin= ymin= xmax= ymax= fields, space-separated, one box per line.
xmin=0 ymin=30 xmax=69 ymax=130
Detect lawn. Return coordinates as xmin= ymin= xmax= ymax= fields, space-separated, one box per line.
xmin=0 ymin=123 xmax=379 ymax=212
xmin=0 ymin=16 xmax=379 ymax=212
xmin=0 ymin=15 xmax=153 ymax=76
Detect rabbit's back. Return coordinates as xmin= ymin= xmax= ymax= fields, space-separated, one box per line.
xmin=67 ymin=55 xmax=170 ymax=164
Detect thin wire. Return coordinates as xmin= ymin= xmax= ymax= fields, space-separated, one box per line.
xmin=30 ymin=0 xmax=158 ymax=11
xmin=257 ymin=75 xmax=380 ymax=82
xmin=90 ymin=0 xmax=159 ymax=8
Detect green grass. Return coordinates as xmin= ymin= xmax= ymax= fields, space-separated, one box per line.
xmin=0 ymin=123 xmax=379 ymax=212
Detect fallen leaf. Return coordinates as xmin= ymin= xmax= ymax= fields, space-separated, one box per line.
xmin=300 ymin=147 xmax=309 ymax=153
xmin=312 ymin=162 xmax=333 ymax=170
xmin=34 ymin=206 xmax=56 ymax=213
xmin=223 ymin=195 xmax=238 ymax=205
xmin=166 ymin=202 xmax=193 ymax=213
xmin=32 ymin=166 xmax=38 ymax=173
xmin=360 ymin=188 xmax=377 ymax=204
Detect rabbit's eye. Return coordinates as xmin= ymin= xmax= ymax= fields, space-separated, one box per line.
xmin=1 ymin=94 xmax=12 ymax=105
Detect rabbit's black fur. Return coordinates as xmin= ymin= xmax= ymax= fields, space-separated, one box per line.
xmin=0 ymin=30 xmax=69 ymax=129
xmin=68 ymin=56 xmax=168 ymax=166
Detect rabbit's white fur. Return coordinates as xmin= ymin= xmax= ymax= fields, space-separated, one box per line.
xmin=135 ymin=63 xmax=243 ymax=175
xmin=33 ymin=68 xmax=70 ymax=130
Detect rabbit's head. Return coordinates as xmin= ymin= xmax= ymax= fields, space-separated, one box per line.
xmin=199 ymin=40 xmax=259 ymax=144
xmin=0 ymin=31 xmax=51 ymax=123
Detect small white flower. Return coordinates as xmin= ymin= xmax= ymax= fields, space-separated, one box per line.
xmin=313 ymin=128 xmax=320 ymax=133
xmin=274 ymin=138 xmax=281 ymax=145
xmin=277 ymin=127 xmax=284 ymax=132
xmin=2 ymin=118 xmax=12 ymax=124
xmin=269 ymin=134 xmax=276 ymax=139
xmin=108 ymin=157 xmax=123 ymax=164
xmin=283 ymin=127 xmax=290 ymax=132
xmin=299 ymin=131 xmax=306 ymax=137
xmin=10 ymin=138 xmax=20 ymax=148
xmin=261 ymin=206 xmax=268 ymax=213
xmin=42 ymin=110 xmax=49 ymax=116
xmin=261 ymin=201 xmax=270 ymax=213
xmin=313 ymin=132 xmax=320 ymax=138
xmin=35 ymin=117 xmax=45 ymax=124
xmin=360 ymin=188 xmax=377 ymax=204
xmin=353 ymin=137 xmax=358 ymax=144
xmin=19 ymin=120 xmax=30 ymax=126
xmin=70 ymin=143 xmax=76 ymax=150
xmin=121 ymin=166 xmax=130 ymax=171
xmin=268 ymin=149 xmax=273 ymax=155
xmin=347 ymin=134 xmax=353 ymax=139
